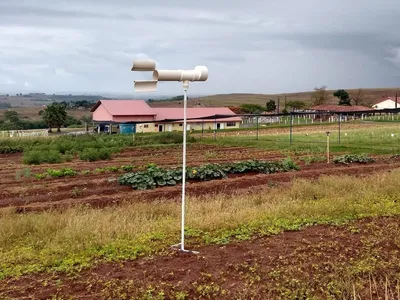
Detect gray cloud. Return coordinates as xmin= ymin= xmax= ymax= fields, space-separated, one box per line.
xmin=1 ymin=0 xmax=400 ymax=95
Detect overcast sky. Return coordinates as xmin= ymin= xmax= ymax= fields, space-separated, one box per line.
xmin=1 ymin=0 xmax=400 ymax=96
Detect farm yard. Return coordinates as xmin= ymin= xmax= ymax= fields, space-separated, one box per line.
xmin=1 ymin=121 xmax=400 ymax=299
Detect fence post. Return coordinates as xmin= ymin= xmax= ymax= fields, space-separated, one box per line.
xmin=326 ymin=132 xmax=331 ymax=164
xmin=214 ymin=115 xmax=217 ymax=140
xmin=256 ymin=116 xmax=259 ymax=140
xmin=289 ymin=113 xmax=293 ymax=144
xmin=201 ymin=121 xmax=204 ymax=138
xmin=338 ymin=113 xmax=341 ymax=144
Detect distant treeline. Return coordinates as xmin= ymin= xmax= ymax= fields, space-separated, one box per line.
xmin=50 ymin=95 xmax=106 ymax=102
xmin=147 ymin=95 xmax=189 ymax=102
xmin=0 ymin=110 xmax=86 ymax=131
xmin=60 ymin=100 xmax=97 ymax=109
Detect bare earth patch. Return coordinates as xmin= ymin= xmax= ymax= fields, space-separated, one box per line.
xmin=1 ymin=216 xmax=399 ymax=299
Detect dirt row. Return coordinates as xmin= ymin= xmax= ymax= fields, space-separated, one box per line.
xmin=3 ymin=157 xmax=400 ymax=213
xmin=1 ymin=216 xmax=399 ymax=299
xmin=0 ymin=144 xmax=397 ymax=213
xmin=0 ymin=145 xmax=285 ymax=180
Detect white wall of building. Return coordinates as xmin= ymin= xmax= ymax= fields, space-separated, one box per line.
xmin=373 ymin=99 xmax=399 ymax=110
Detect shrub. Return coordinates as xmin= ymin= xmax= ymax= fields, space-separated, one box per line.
xmin=23 ymin=150 xmax=62 ymax=165
xmin=0 ymin=146 xmax=23 ymax=154
xmin=79 ymin=148 xmax=111 ymax=162
xmin=134 ymin=132 xmax=195 ymax=145
xmin=63 ymin=154 xmax=74 ymax=162
xmin=23 ymin=151 xmax=43 ymax=165
xmin=46 ymin=151 xmax=63 ymax=164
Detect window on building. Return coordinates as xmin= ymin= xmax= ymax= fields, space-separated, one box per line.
xmin=179 ymin=124 xmax=183 ymax=127
xmin=227 ymin=122 xmax=236 ymax=127
xmin=144 ymin=124 xmax=149 ymax=128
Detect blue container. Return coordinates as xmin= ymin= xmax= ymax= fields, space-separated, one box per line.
xmin=119 ymin=123 xmax=136 ymax=134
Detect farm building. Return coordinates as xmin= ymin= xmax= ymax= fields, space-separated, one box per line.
xmin=311 ymin=105 xmax=374 ymax=113
xmin=310 ymin=105 xmax=375 ymax=122
xmin=372 ymin=97 xmax=400 ymax=110
xmin=91 ymin=100 xmax=242 ymax=133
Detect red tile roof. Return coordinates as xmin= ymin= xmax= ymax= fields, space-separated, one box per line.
xmin=91 ymin=100 xmax=242 ymax=123
xmin=91 ymin=100 xmax=157 ymax=115
xmin=311 ymin=105 xmax=373 ymax=112
xmin=153 ymin=107 xmax=242 ymax=123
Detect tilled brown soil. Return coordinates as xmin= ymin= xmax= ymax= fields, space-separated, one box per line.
xmin=1 ymin=216 xmax=399 ymax=299
xmin=1 ymin=144 xmax=399 ymax=212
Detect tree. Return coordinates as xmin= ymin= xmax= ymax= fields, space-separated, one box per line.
xmin=266 ymin=100 xmax=277 ymax=112
xmin=4 ymin=111 xmax=20 ymax=123
xmin=333 ymin=89 xmax=351 ymax=106
xmin=239 ymin=104 xmax=266 ymax=114
xmin=286 ymin=101 xmax=306 ymax=111
xmin=1 ymin=110 xmax=22 ymax=130
xmin=81 ymin=115 xmax=92 ymax=132
xmin=39 ymin=103 xmax=67 ymax=132
xmin=350 ymin=88 xmax=364 ymax=105
xmin=312 ymin=85 xmax=328 ymax=105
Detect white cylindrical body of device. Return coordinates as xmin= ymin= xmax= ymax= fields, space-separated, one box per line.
xmin=153 ymin=66 xmax=209 ymax=82
xmin=153 ymin=70 xmax=182 ymax=81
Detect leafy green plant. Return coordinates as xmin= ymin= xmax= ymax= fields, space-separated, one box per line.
xmin=301 ymin=156 xmax=326 ymax=166
xmin=281 ymin=157 xmax=301 ymax=171
xmin=119 ymin=159 xmax=300 ymax=190
xmin=120 ymin=165 xmax=134 ymax=172
xmin=333 ymin=154 xmax=375 ymax=164
xmin=204 ymin=150 xmax=218 ymax=159
xmin=46 ymin=168 xmax=77 ymax=177
xmin=80 ymin=170 xmax=91 ymax=175
xmin=34 ymin=173 xmax=46 ymax=180
xmin=105 ymin=166 xmax=119 ymax=172
xmin=118 ymin=164 xmax=182 ymax=190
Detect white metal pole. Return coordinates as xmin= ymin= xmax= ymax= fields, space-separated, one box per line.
xmin=181 ymin=80 xmax=189 ymax=251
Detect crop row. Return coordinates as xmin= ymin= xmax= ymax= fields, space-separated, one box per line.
xmin=16 ymin=165 xmax=135 ymax=180
xmin=0 ymin=132 xmax=194 ymax=165
xmin=118 ymin=158 xmax=300 ymax=190
xmin=332 ymin=154 xmax=375 ymax=164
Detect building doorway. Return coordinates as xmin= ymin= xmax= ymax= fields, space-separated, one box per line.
xmin=158 ymin=124 xmax=163 ymax=132
xmin=216 ymin=123 xmax=221 ymax=130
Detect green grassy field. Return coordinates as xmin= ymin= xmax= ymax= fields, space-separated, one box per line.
xmin=201 ymin=122 xmax=400 ymax=155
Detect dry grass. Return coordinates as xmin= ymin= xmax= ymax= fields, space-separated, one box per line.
xmin=149 ymin=87 xmax=400 ymax=108
xmin=1 ymin=168 xmax=400 ymax=279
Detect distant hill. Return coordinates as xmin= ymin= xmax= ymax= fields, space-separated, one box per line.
xmin=148 ymin=88 xmax=400 ymax=109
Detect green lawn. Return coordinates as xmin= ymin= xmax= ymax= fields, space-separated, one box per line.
xmin=201 ymin=122 xmax=400 ymax=155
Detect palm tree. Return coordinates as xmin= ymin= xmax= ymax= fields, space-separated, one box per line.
xmin=81 ymin=115 xmax=92 ymax=132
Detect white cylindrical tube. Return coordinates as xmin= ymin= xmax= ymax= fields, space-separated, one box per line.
xmin=153 ymin=70 xmax=182 ymax=81
xmin=134 ymin=80 xmax=157 ymax=92
xmin=194 ymin=66 xmax=208 ymax=81
xmin=131 ymin=59 xmax=156 ymax=71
